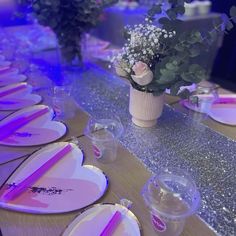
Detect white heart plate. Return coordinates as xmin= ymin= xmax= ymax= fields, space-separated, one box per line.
xmin=62 ymin=204 xmax=141 ymax=236
xmin=0 ymin=61 xmax=11 ymax=69
xmin=208 ymin=94 xmax=236 ymax=126
xmin=0 ymin=68 xmax=19 ymax=78
xmin=0 ymin=72 xmax=27 ymax=87
xmin=0 ymin=142 xmax=108 ymax=214
xmin=0 ymin=83 xmax=42 ymax=110
xmin=0 ymin=55 xmax=5 ymax=61
xmin=0 ymin=105 xmax=67 ymax=146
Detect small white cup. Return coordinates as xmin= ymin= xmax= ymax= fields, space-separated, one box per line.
xmin=196 ymin=1 xmax=212 ymax=15
xmin=184 ymin=2 xmax=197 ymax=16
xmin=85 ymin=117 xmax=123 ymax=163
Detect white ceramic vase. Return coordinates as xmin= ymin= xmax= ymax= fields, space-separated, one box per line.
xmin=129 ymin=86 xmax=164 ymax=128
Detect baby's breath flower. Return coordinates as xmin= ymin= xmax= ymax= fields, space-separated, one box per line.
xmin=113 ymin=22 xmax=175 ymax=73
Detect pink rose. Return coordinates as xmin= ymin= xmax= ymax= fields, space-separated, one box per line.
xmin=131 ymin=61 xmax=153 ymax=86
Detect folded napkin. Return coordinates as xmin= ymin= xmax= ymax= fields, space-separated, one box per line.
xmin=0 ymin=65 xmax=10 ymax=73
xmin=2 ymin=144 xmax=72 ymax=201
xmin=100 ymin=211 xmax=122 ymax=236
xmin=214 ymin=97 xmax=236 ymax=104
xmin=0 ymin=107 xmax=49 ymax=141
xmin=0 ymin=84 xmax=27 ymax=98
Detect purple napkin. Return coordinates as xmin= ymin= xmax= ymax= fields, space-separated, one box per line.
xmin=100 ymin=211 xmax=122 ymax=236
xmin=0 ymin=107 xmax=49 ymax=141
xmin=214 ymin=97 xmax=236 ymax=104
xmin=0 ymin=84 xmax=27 ymax=98
xmin=2 ymin=144 xmax=72 ymax=201
xmin=0 ymin=66 xmax=10 ymax=73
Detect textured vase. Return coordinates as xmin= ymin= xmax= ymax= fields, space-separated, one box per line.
xmin=129 ymin=86 xmax=164 ymax=128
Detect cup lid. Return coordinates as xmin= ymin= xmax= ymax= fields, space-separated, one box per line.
xmin=142 ymin=167 xmax=201 ymax=219
xmin=84 ymin=117 xmax=124 ymax=142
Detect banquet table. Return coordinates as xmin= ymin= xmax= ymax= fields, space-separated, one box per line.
xmin=0 ymin=61 xmax=235 ymax=236
xmin=0 ymin=110 xmax=215 ymax=236
xmin=0 ymin=27 xmax=236 ymax=236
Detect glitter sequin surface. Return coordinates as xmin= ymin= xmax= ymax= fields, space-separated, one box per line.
xmin=69 ymin=63 xmax=236 ymax=235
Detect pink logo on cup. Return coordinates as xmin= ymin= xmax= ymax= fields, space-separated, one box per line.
xmin=92 ymin=145 xmax=102 ymax=159
xmin=151 ymin=214 xmax=166 ymax=232
xmin=52 ymin=104 xmax=62 ymax=116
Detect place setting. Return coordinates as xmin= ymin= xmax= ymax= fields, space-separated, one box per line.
xmin=0 ymin=115 xmax=143 ymax=236
xmin=0 ymin=66 xmax=27 ymax=87
xmin=62 ymin=202 xmax=141 ymax=236
xmin=0 ymin=60 xmax=11 ymax=69
xmin=0 ymin=142 xmax=108 ymax=213
xmin=181 ymin=84 xmax=236 ymax=126
xmin=0 ymin=82 xmax=42 ymax=111
xmin=0 ymin=104 xmax=67 ymax=146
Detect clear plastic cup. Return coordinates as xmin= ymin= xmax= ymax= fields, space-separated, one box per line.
xmin=188 ymin=84 xmax=218 ymax=114
xmin=196 ymin=0 xmax=212 ymax=15
xmin=142 ymin=167 xmax=201 ymax=236
xmin=51 ymin=85 xmax=73 ymax=120
xmin=85 ymin=117 xmax=123 ymax=163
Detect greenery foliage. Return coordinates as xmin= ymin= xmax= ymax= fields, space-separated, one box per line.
xmin=117 ymin=1 xmax=236 ymax=98
xmin=17 ymin=0 xmax=118 ymax=62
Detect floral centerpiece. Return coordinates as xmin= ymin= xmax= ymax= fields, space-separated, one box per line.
xmin=17 ymin=0 xmax=118 ymax=63
xmin=113 ymin=1 xmax=236 ymax=127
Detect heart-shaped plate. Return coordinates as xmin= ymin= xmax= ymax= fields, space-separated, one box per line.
xmin=0 ymin=83 xmax=42 ymax=110
xmin=0 ymin=142 xmax=108 ymax=214
xmin=0 ymin=55 xmax=5 ymax=61
xmin=0 ymin=67 xmax=19 ymax=77
xmin=0 ymin=72 xmax=27 ymax=87
xmin=62 ymin=203 xmax=141 ymax=236
xmin=0 ymin=105 xmax=67 ymax=146
xmin=0 ymin=61 xmax=11 ymax=69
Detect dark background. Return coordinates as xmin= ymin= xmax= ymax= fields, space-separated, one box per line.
xmin=0 ymin=1 xmax=235 ymax=89
xmin=211 ymin=0 xmax=236 ymax=90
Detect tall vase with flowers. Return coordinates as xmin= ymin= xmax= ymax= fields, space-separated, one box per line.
xmin=113 ymin=1 xmax=236 ymax=127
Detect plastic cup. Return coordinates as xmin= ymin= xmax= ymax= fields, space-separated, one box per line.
xmin=196 ymin=1 xmax=212 ymax=15
xmin=85 ymin=117 xmax=123 ymax=163
xmin=142 ymin=167 xmax=201 ymax=236
xmin=184 ymin=2 xmax=197 ymax=16
xmin=188 ymin=84 xmax=218 ymax=114
xmin=51 ymin=85 xmax=73 ymax=120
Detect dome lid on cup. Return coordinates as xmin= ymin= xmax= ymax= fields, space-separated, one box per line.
xmin=142 ymin=167 xmax=201 ymax=220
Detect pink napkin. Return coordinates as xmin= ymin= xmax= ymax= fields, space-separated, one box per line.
xmin=100 ymin=211 xmax=122 ymax=236
xmin=0 ymin=84 xmax=27 ymax=98
xmin=0 ymin=66 xmax=10 ymax=73
xmin=0 ymin=107 xmax=49 ymax=141
xmin=2 ymin=144 xmax=72 ymax=202
xmin=214 ymin=97 xmax=236 ymax=104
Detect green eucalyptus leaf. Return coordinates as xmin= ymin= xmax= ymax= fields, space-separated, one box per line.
xmin=166 ymin=62 xmax=178 ymax=71
xmin=174 ymin=44 xmax=185 ymax=52
xmin=181 ymin=71 xmax=202 ymax=83
xmin=226 ymin=20 xmax=234 ymax=31
xmin=189 ymin=45 xmax=201 ymax=57
xmin=167 ymin=9 xmax=177 ymax=20
xmin=177 ymin=88 xmax=191 ymax=99
xmin=174 ymin=5 xmax=185 ymax=15
xmin=158 ymin=17 xmax=171 ymax=25
xmin=189 ymin=64 xmax=202 ymax=73
xmin=158 ymin=69 xmax=176 ymax=84
xmin=170 ymin=80 xmax=186 ymax=96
